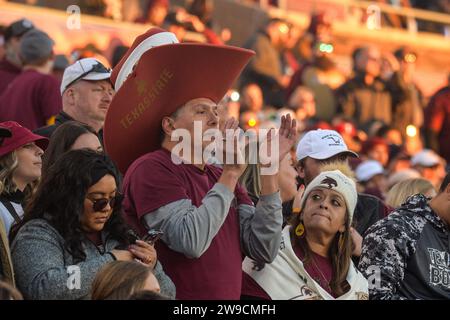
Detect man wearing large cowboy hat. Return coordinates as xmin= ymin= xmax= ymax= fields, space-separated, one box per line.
xmin=103 ymin=28 xmax=297 ymax=300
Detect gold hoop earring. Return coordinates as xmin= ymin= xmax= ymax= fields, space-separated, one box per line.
xmin=295 ymin=221 xmax=305 ymax=237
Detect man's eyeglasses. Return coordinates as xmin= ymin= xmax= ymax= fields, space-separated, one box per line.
xmin=86 ymin=194 xmax=123 ymax=212
xmin=66 ymin=62 xmax=111 ymax=89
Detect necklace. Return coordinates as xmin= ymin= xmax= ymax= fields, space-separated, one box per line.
xmin=309 ymin=253 xmax=333 ymax=294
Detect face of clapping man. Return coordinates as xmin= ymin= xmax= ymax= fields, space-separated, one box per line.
xmin=162 ymin=98 xmax=219 ymax=154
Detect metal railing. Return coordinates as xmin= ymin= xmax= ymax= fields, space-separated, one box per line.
xmin=258 ymin=0 xmax=450 ymax=34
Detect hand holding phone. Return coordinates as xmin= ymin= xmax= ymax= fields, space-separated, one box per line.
xmin=142 ymin=229 xmax=164 ymax=245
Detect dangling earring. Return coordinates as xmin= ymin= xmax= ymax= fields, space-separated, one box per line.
xmin=295 ymin=221 xmax=305 ymax=237
xmin=338 ymin=232 xmax=345 ymax=250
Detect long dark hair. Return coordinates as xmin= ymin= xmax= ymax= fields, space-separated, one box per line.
xmin=42 ymin=121 xmax=98 ymax=176
xmin=11 ymin=149 xmax=130 ymax=263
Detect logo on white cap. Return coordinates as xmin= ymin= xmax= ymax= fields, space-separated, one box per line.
xmin=296 ymin=129 xmax=358 ymax=161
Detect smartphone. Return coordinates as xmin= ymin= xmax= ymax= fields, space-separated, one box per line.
xmin=142 ymin=229 xmax=164 ymax=245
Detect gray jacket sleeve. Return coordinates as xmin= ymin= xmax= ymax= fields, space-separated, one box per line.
xmin=153 ymin=260 xmax=176 ymax=299
xmin=143 ymin=183 xmax=234 ymax=258
xmin=239 ymin=192 xmax=282 ymax=263
xmin=11 ymin=220 xmax=114 ymax=300
xmin=144 ymin=183 xmax=282 ymax=262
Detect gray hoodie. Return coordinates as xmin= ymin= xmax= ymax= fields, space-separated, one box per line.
xmin=11 ymin=218 xmax=175 ymax=299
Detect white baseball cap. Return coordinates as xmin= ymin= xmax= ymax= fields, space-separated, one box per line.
xmin=355 ymin=160 xmax=385 ymax=182
xmin=60 ymin=58 xmax=111 ymax=94
xmin=296 ymin=129 xmax=358 ymax=161
xmin=411 ymin=149 xmax=442 ymax=167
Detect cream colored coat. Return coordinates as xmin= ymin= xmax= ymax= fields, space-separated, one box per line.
xmin=243 ymin=226 xmax=368 ymax=300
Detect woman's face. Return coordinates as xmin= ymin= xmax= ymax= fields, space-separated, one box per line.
xmin=13 ymin=142 xmax=44 ymax=187
xmin=71 ymin=133 xmax=102 ymax=152
xmin=81 ymin=174 xmax=117 ymax=233
xmin=141 ymin=272 xmax=160 ymax=293
xmin=302 ymin=187 xmax=347 ymax=236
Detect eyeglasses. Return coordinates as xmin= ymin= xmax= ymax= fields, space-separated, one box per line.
xmin=66 ymin=62 xmax=111 ymax=89
xmin=86 ymin=194 xmax=123 ymax=212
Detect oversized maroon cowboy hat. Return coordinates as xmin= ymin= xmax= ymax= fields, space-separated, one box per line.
xmin=103 ymin=28 xmax=255 ymax=173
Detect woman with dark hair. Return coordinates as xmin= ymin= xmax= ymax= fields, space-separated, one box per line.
xmin=41 ymin=121 xmax=102 ymax=175
xmin=10 ymin=149 xmax=175 ymax=299
xmin=242 ymin=164 xmax=368 ymax=300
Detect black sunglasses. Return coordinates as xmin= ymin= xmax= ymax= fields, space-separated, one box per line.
xmin=86 ymin=194 xmax=123 ymax=212
xmin=66 ymin=62 xmax=111 ymax=89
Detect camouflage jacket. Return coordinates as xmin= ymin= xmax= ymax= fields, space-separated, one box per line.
xmin=358 ymin=194 xmax=450 ymax=300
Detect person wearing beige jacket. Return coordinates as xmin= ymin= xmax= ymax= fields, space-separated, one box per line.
xmin=242 ymin=168 xmax=369 ymax=300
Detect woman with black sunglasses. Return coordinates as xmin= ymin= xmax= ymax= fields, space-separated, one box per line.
xmin=9 ymin=149 xmax=175 ymax=299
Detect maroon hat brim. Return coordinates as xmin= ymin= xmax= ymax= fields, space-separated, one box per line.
xmin=103 ymin=42 xmax=254 ymax=173
xmin=0 ymin=132 xmax=48 ymax=158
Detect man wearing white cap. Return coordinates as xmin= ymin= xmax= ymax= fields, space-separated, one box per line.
xmin=294 ymin=129 xmax=390 ymax=236
xmin=35 ymin=58 xmax=113 ymax=143
xmin=355 ymin=160 xmax=387 ymax=200
xmin=411 ymin=149 xmax=446 ymax=190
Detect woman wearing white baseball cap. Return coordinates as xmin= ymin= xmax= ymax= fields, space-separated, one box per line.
xmin=242 ymin=164 xmax=368 ymax=300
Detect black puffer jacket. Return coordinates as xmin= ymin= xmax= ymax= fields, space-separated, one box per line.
xmin=353 ymin=193 xmax=389 ymax=236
